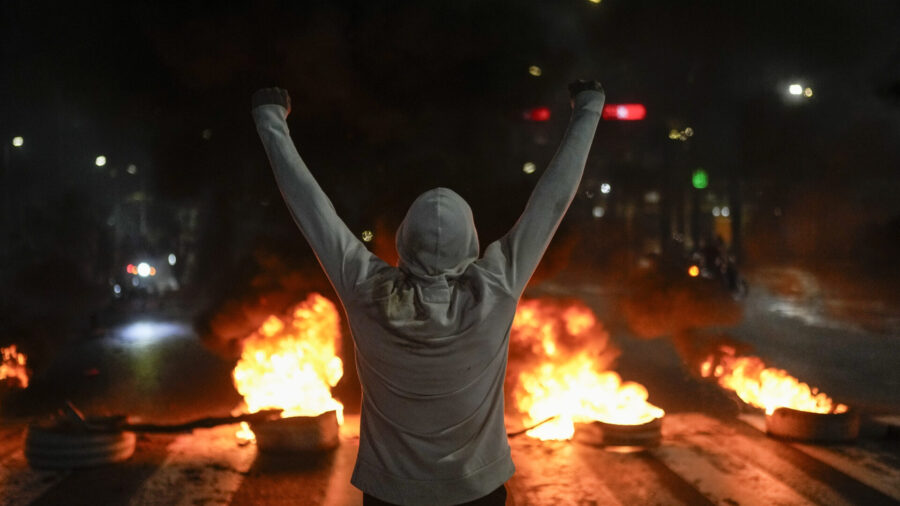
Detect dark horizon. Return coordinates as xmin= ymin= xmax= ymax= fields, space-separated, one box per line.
xmin=2 ymin=0 xmax=899 ymax=360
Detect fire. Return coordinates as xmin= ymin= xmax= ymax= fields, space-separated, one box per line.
xmin=510 ymin=299 xmax=664 ymax=440
xmin=1 ymin=345 xmax=29 ymax=389
xmin=701 ymin=346 xmax=847 ymax=415
xmin=232 ymin=293 xmax=344 ymax=441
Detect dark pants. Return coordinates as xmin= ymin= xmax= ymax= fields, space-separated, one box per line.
xmin=363 ymin=484 xmax=507 ymax=506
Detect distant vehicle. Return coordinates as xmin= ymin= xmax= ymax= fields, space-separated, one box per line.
xmin=113 ymin=257 xmax=180 ymax=302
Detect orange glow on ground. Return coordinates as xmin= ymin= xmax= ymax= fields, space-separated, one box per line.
xmin=700 ymin=347 xmax=847 ymax=415
xmin=232 ymin=293 xmax=344 ymax=441
xmin=511 ymin=299 xmax=664 ymax=440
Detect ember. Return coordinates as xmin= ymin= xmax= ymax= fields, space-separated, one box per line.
xmin=510 ymin=299 xmax=664 ymax=440
xmin=1 ymin=345 xmax=29 ymax=389
xmin=232 ymin=293 xmax=344 ymax=442
xmin=700 ymin=345 xmax=847 ymax=415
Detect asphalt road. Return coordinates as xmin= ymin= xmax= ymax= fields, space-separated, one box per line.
xmin=1 ymin=411 xmax=898 ymax=505
xmin=1 ymin=269 xmax=898 ymax=505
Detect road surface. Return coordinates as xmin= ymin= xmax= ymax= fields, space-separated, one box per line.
xmin=1 ymin=268 xmax=898 ymax=505
xmin=1 ymin=411 xmax=898 ymax=505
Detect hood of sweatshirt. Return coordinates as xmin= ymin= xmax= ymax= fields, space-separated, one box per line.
xmin=395 ymin=187 xmax=479 ymax=280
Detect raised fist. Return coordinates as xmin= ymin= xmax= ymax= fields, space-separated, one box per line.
xmin=252 ymin=87 xmax=291 ymax=117
xmin=568 ymin=80 xmax=604 ymax=100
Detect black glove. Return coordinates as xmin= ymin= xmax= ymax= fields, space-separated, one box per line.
xmin=568 ymin=80 xmax=604 ymax=100
xmin=251 ymin=87 xmax=291 ymax=116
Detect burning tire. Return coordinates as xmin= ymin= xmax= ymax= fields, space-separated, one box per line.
xmin=249 ymin=410 xmax=339 ymax=453
xmin=596 ymin=417 xmax=663 ymax=448
xmin=576 ymin=417 xmax=664 ymax=450
xmin=765 ymin=407 xmax=859 ymax=443
xmin=24 ymin=425 xmax=136 ymax=469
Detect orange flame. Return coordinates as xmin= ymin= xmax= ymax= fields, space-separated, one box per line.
xmin=232 ymin=293 xmax=344 ymax=441
xmin=0 ymin=345 xmax=29 ymax=389
xmin=511 ymin=299 xmax=664 ymax=440
xmin=700 ymin=347 xmax=847 ymax=415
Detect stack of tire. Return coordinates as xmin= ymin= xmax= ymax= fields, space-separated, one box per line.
xmin=25 ymin=417 xmax=136 ymax=469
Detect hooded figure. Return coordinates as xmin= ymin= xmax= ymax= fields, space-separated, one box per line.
xmin=252 ymin=83 xmax=605 ymax=505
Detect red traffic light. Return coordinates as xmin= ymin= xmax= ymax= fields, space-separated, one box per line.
xmin=602 ymin=104 xmax=646 ymax=120
xmin=524 ymin=106 xmax=551 ymax=122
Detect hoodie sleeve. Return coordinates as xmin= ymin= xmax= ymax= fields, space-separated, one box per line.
xmin=480 ymin=90 xmax=604 ymax=295
xmin=252 ymin=104 xmax=386 ymax=295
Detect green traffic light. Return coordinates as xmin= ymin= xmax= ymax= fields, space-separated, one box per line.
xmin=692 ymin=169 xmax=708 ymax=189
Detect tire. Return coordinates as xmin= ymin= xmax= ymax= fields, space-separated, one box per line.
xmin=24 ymin=425 xmax=136 ymax=469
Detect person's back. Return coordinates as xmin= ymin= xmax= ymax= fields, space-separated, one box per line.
xmin=251 ymin=81 xmax=605 ymax=505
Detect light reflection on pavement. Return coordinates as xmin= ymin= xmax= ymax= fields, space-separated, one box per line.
xmin=25 ymin=318 xmax=242 ymax=424
xmin=114 ymin=321 xmax=192 ymax=347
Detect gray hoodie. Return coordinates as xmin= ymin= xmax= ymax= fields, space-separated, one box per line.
xmin=252 ymin=89 xmax=604 ymax=505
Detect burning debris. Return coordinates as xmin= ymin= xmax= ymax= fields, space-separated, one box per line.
xmin=509 ymin=298 xmax=664 ymax=441
xmin=700 ymin=345 xmax=847 ymax=415
xmin=1 ymin=345 xmax=30 ymax=389
xmin=765 ymin=406 xmax=859 ymax=442
xmin=232 ymin=293 xmax=344 ymax=445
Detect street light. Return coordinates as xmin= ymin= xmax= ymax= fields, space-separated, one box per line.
xmin=788 ymin=83 xmax=813 ymax=99
xmin=95 ymin=155 xmax=107 ymax=167
xmin=524 ymin=107 xmax=551 ymax=122
xmin=11 ymin=136 xmax=24 ymax=148
xmin=601 ymin=104 xmax=646 ymax=120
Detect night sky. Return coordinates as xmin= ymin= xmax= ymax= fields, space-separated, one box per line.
xmin=2 ymin=0 xmax=899 ymax=268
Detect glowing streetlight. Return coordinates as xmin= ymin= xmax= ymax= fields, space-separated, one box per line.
xmin=522 ymin=162 xmax=536 ymax=174
xmin=803 ymin=87 xmax=813 ymax=97
xmin=592 ymin=206 xmax=605 ymax=218
xmin=528 ymin=65 xmax=542 ymax=77
xmin=95 ymin=155 xmax=107 ymax=167
xmin=137 ymin=262 xmax=151 ymax=277
xmin=588 ymin=0 xmax=602 ymax=4
xmin=361 ymin=230 xmax=374 ymax=242
xmin=788 ymin=84 xmax=803 ymax=95
xmin=602 ymin=104 xmax=646 ymax=120
xmin=668 ymin=127 xmax=694 ymax=142
xmin=11 ymin=136 xmax=24 ymax=147
xmin=600 ymin=183 xmax=611 ymax=194
xmin=126 ymin=164 xmax=138 ymax=175
xmin=168 ymin=253 xmax=177 ymax=266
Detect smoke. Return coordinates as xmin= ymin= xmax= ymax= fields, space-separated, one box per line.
xmin=620 ymin=268 xmax=743 ymax=372
xmin=196 ymin=247 xmax=333 ymax=361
